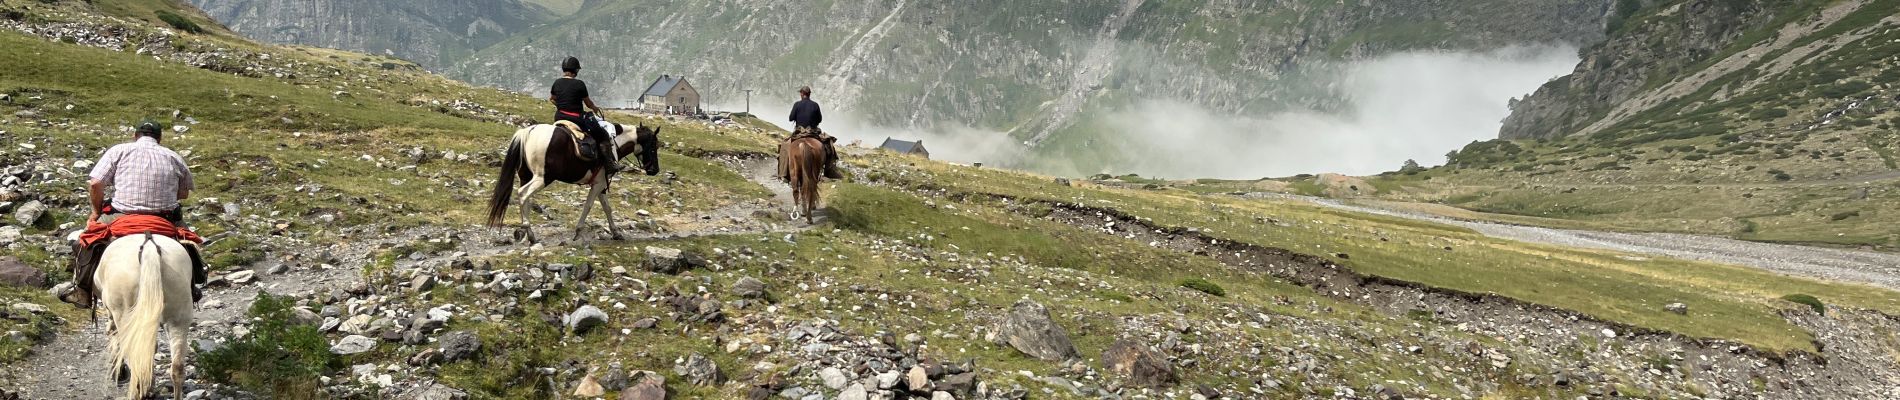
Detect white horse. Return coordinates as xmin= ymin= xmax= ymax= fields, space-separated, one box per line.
xmin=486 ymin=121 xmax=660 ymax=242
xmin=96 ymin=233 xmax=194 ymax=400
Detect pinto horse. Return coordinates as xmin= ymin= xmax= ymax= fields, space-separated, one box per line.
xmin=779 ymin=136 xmax=826 ymax=223
xmin=486 ymin=121 xmax=660 ymax=241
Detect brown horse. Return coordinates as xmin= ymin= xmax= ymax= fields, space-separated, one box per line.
xmin=486 ymin=122 xmax=661 ymax=242
xmin=779 ymin=137 xmax=826 ymax=223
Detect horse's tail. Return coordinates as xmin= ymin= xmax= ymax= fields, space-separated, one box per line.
xmin=794 ymin=139 xmax=825 ymax=207
xmin=108 ymin=235 xmax=167 ymax=400
xmin=488 ymin=135 xmax=525 ymax=226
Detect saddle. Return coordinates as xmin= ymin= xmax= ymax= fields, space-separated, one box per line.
xmin=551 ymin=120 xmax=597 ymax=162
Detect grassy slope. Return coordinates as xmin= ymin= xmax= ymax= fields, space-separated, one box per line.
xmin=0 ymin=0 xmax=772 ymax=364
xmin=860 ymin=154 xmax=1900 ymax=353
xmin=4 ymin=0 xmax=1898 ymax=397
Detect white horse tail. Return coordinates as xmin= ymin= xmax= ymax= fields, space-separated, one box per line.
xmin=108 ymin=234 xmax=167 ymax=400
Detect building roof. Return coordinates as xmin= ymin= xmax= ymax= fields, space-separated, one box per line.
xmin=643 ymin=75 xmax=686 ymax=98
xmin=879 ymin=138 xmax=926 ymax=154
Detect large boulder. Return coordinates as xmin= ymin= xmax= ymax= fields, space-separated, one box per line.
xmin=1101 ymin=338 xmax=1177 ymax=388
xmin=995 ymin=300 xmax=1079 ymax=361
xmin=0 ymin=257 xmax=47 ymax=288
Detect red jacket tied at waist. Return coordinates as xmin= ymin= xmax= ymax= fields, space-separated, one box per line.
xmin=79 ymin=214 xmax=204 ymax=248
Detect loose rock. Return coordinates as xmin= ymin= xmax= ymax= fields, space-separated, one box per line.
xmin=620 ymin=372 xmax=666 ymax=400
xmin=995 ymin=300 xmax=1079 ymax=361
xmin=1101 ymin=338 xmax=1176 ymax=388
xmin=0 ymin=256 xmax=48 ymax=288
xmin=675 ymin=352 xmax=721 ymax=386
xmin=12 ymin=200 xmax=44 ymax=226
xmin=331 ymin=335 xmax=377 ymax=355
xmin=403 ymin=383 xmax=468 ymax=400
xmin=566 ymin=305 xmax=608 ymax=335
xmin=438 ymin=330 xmax=481 ymax=362
xmin=731 ymin=276 xmax=767 ymax=299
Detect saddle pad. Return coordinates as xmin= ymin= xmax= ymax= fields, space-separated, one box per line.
xmin=551 ymin=120 xmax=587 ymax=141
xmin=78 ymin=214 xmax=203 ymax=247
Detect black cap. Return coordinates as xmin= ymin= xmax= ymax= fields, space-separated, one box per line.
xmin=562 ymin=56 xmax=581 ymax=72
xmin=136 ymin=120 xmax=162 ymax=136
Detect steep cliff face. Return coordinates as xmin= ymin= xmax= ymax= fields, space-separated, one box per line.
xmin=445 ymin=0 xmax=1611 ymax=140
xmin=187 ymin=0 xmax=552 ymax=69
xmin=1499 ymin=0 xmax=1897 ymax=139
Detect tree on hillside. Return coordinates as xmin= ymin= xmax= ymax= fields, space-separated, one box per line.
xmin=1400 ymin=159 xmax=1425 ymax=175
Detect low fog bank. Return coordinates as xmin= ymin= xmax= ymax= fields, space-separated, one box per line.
xmin=1096 ymin=45 xmax=1580 ymax=179
xmin=720 ymin=44 xmax=1578 ymax=179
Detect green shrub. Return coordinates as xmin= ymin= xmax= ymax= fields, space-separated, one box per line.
xmin=1817 ymin=81 xmax=1872 ymax=99
xmin=1780 ymin=294 xmax=1825 ymax=314
xmin=207 ymin=236 xmax=264 ymax=270
xmin=1828 ymin=211 xmax=1860 ymax=221
xmin=1179 ymin=278 xmax=1226 ymax=297
xmin=1750 ymin=108 xmax=1789 ymax=120
xmin=1093 ymin=290 xmax=1134 ymax=303
xmin=155 ymin=10 xmax=203 ymax=34
xmin=199 ymin=292 xmax=335 ymax=398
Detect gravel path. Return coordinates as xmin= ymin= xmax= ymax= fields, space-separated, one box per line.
xmin=1263 ymin=194 xmax=1900 ymax=291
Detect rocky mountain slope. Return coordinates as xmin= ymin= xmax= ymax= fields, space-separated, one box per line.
xmin=1500 ymin=0 xmax=1898 ymax=140
xmin=4 ymin=1 xmax=1900 ymax=399
xmin=1337 ymin=0 xmax=1900 ymax=247
xmin=187 ymin=0 xmax=554 ymax=69
xmin=187 ymin=0 xmax=1614 ymax=171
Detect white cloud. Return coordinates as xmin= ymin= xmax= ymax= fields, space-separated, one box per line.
xmin=717 ymin=45 xmax=1579 ymax=179
xmin=1090 ymin=45 xmax=1580 ymax=179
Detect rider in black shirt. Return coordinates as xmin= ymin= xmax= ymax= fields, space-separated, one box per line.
xmin=788 ymin=86 xmax=842 ymax=179
xmin=551 ymin=56 xmax=621 ymax=172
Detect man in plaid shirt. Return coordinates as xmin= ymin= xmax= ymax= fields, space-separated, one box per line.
xmin=61 ymin=121 xmax=203 ymax=308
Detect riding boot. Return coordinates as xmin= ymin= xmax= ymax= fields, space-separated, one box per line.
xmin=183 ymin=242 xmax=207 ymax=303
xmin=600 ymin=143 xmax=626 ymax=173
xmin=60 ymin=241 xmax=99 ymax=309
xmin=822 ymin=139 xmax=844 ymax=180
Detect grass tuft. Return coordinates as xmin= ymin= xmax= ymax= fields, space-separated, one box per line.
xmin=1780 ymin=294 xmax=1825 ymax=314
xmin=1179 ymin=278 xmax=1226 ymax=297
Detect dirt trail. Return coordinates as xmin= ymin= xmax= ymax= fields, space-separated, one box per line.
xmin=1257 ymin=193 xmax=1900 ymax=291
xmin=0 ymin=158 xmax=812 ymax=399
